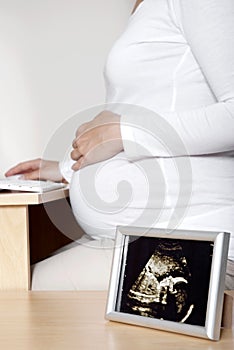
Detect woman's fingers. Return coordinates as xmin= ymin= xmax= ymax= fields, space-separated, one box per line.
xmin=5 ymin=158 xmax=42 ymax=177
xmin=70 ymin=111 xmax=123 ymax=171
xmin=5 ymin=159 xmax=63 ymax=182
xmin=21 ymin=170 xmax=41 ymax=180
xmin=71 ymin=147 xmax=82 ymax=161
xmin=72 ymin=156 xmax=87 ymax=171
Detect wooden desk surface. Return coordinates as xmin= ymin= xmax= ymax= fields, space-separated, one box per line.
xmin=0 ymin=187 xmax=69 ymax=206
xmin=0 ymin=291 xmax=233 ymax=350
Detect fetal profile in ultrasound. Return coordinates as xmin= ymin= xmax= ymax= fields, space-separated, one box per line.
xmin=118 ymin=236 xmax=213 ymax=326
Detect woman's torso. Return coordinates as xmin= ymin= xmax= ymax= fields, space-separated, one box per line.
xmin=70 ymin=0 xmax=234 ymax=259
xmin=104 ymin=0 xmax=234 ymax=210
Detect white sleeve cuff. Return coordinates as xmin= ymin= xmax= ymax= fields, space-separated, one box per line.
xmin=59 ymin=157 xmax=76 ymax=183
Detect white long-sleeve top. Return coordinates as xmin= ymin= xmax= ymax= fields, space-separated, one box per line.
xmin=61 ymin=0 xmax=234 ymax=259
xmin=105 ymin=0 xmax=234 ymax=158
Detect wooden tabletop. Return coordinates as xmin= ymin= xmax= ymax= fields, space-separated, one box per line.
xmin=0 ymin=291 xmax=233 ymax=350
xmin=0 ymin=187 xmax=69 ymax=206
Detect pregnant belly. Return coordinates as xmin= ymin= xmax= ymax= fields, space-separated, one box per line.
xmin=69 ymin=152 xmax=190 ymax=238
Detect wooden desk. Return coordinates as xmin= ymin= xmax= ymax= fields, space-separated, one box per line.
xmin=0 ymin=189 xmax=83 ymax=290
xmin=0 ymin=291 xmax=233 ymax=350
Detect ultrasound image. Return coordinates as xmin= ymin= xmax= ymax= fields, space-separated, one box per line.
xmin=118 ymin=236 xmax=213 ymax=326
xmin=126 ymin=241 xmax=193 ymax=322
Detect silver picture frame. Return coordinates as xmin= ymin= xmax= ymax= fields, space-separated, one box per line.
xmin=105 ymin=226 xmax=230 ymax=341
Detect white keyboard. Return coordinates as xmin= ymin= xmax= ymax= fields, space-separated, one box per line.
xmin=0 ymin=177 xmax=66 ymax=193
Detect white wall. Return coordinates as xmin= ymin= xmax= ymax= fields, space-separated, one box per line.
xmin=0 ymin=0 xmax=134 ymax=177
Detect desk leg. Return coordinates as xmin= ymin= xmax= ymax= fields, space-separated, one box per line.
xmin=0 ymin=205 xmax=30 ymax=290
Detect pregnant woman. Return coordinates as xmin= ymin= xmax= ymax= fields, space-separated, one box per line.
xmin=6 ymin=0 xmax=234 ymax=290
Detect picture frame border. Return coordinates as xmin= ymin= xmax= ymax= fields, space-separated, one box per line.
xmin=105 ymin=226 xmax=230 ymax=341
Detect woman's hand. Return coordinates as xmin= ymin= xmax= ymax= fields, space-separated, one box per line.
xmin=71 ymin=110 xmax=123 ymax=171
xmin=5 ymin=158 xmax=64 ymax=182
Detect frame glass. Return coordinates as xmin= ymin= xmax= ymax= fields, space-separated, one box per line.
xmin=105 ymin=226 xmax=230 ymax=341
